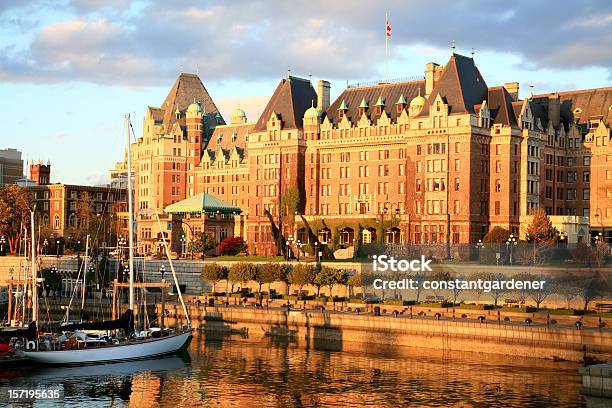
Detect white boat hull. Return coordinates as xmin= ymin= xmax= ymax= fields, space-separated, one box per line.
xmin=21 ymin=331 xmax=192 ymax=365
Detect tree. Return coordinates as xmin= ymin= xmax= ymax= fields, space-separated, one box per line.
xmin=483 ymin=227 xmax=510 ymax=243
xmin=593 ymin=241 xmax=610 ymax=268
xmin=219 ymin=236 xmax=246 ymax=255
xmin=279 ymin=185 xmax=301 ymax=224
xmin=571 ymin=242 xmax=592 ymax=266
xmin=314 ymin=267 xmax=347 ymax=297
xmin=512 ymin=272 xmax=534 ymax=305
xmin=287 ymin=264 xmax=316 ymax=298
xmin=201 ymin=263 xmax=228 ymax=293
xmin=490 ymin=272 xmax=507 ymax=307
xmin=270 ymin=263 xmax=290 ymax=295
xmin=552 ymin=275 xmax=581 ymax=309
xmin=529 ymin=274 xmax=551 ymax=309
xmin=449 ymin=272 xmax=466 ymax=305
xmin=524 ymin=209 xmax=559 ymax=265
xmin=468 ymin=271 xmax=489 ymax=303
xmin=577 ymin=271 xmax=609 ymax=311
xmin=525 ymin=209 xmax=557 ymax=243
xmin=0 ymin=185 xmax=31 ymax=253
xmin=193 ymin=233 xmax=216 ymax=256
xmin=255 ymin=263 xmax=279 ymax=293
xmin=347 ymin=273 xmax=362 ymax=298
xmin=228 ymin=262 xmax=257 ymax=292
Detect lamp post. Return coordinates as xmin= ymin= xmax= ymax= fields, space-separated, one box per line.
xmin=506 ymin=234 xmax=517 ymax=265
xmin=0 ymin=235 xmax=5 ymax=256
xmin=160 ymin=264 xmax=166 ymax=281
xmin=56 ymin=239 xmax=61 ymax=257
xmin=43 ymin=239 xmax=48 ymax=255
xmin=286 ymin=236 xmax=294 ymax=261
xmin=296 ymin=240 xmax=302 ymax=262
xmin=475 ymin=239 xmax=485 ymax=262
xmin=180 ymin=234 xmax=186 ymax=258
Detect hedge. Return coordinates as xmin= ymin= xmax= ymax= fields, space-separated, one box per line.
xmin=458 ymin=303 xmax=495 ymax=310
xmin=501 ymin=306 xmax=537 ymax=313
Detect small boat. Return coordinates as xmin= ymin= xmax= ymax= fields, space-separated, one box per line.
xmin=19 ymin=114 xmax=193 ymax=365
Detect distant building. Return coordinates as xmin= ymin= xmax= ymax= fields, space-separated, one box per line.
xmin=27 ymin=162 xmax=128 ymax=240
xmin=0 ymin=148 xmax=23 ymax=187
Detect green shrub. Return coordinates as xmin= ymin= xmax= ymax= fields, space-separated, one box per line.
xmin=332 ymin=296 xmax=347 ymax=302
xmin=548 ymin=308 xmax=574 ymax=315
xmin=263 ymin=293 xmax=283 ymax=300
xmin=384 ymin=299 xmax=405 ymax=306
xmin=459 ymin=303 xmax=494 ymax=310
xmin=501 ymin=306 xmax=537 ymax=313
xmin=419 ymin=301 xmax=454 ymax=308
xmin=348 ymin=298 xmax=366 ymax=304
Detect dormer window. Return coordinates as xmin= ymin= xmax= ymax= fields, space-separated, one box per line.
xmin=374 ymin=96 xmax=384 ymax=115
xmin=436 ymin=101 xmax=441 ymax=112
xmin=358 ymin=98 xmax=368 ymax=116
xmin=217 ymin=134 xmax=222 ymax=143
xmin=338 ymin=100 xmax=348 ymax=120
xmin=396 ymin=94 xmax=407 ymax=114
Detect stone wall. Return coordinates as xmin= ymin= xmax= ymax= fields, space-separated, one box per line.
xmin=162 ymin=304 xmax=612 ymax=362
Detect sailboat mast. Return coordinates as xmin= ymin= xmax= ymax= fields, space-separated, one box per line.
xmin=81 ymin=234 xmax=90 ymax=311
xmin=125 ymin=113 xmax=135 ymax=312
xmin=31 ymin=209 xmax=38 ymax=328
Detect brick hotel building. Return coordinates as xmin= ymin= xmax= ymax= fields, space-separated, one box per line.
xmin=115 ymin=52 xmax=612 ymax=255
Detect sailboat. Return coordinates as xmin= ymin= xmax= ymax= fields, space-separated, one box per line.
xmin=20 ymin=114 xmax=193 ymax=365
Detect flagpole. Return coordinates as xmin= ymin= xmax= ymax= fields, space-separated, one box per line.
xmin=385 ymin=13 xmax=388 ymax=83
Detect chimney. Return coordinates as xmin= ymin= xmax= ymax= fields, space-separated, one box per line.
xmin=425 ymin=62 xmax=440 ymax=97
xmin=504 ymin=82 xmax=519 ymax=101
xmin=548 ymin=94 xmax=560 ymax=128
xmin=317 ymin=80 xmax=331 ymax=112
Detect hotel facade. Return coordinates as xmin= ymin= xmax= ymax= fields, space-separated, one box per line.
xmin=116 ymin=53 xmax=612 ymax=256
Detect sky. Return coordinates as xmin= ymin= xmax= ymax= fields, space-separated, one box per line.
xmin=0 ymin=0 xmax=611 ymax=185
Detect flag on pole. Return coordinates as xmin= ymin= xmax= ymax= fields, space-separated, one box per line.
xmin=386 ymin=15 xmax=391 ymax=37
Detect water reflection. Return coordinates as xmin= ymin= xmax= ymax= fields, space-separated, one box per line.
xmin=1 ymin=334 xmax=586 ymax=407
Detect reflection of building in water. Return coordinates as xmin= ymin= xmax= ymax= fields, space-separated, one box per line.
xmin=130 ymin=337 xmax=583 ymax=407
xmin=129 ymin=373 xmax=162 ymax=407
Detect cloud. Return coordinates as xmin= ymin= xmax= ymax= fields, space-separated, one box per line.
xmin=0 ymin=0 xmax=610 ymax=86
xmin=216 ymin=94 xmax=271 ymax=125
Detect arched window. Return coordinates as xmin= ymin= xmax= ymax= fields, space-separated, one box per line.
xmin=68 ymin=213 xmax=77 ymax=228
xmin=43 ymin=214 xmax=50 ymax=226
xmin=54 ymin=214 xmax=61 ymax=230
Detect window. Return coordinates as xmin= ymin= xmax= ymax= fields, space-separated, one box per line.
xmin=583 ymin=189 xmax=590 ymax=200
xmin=583 ymin=156 xmax=590 ymax=166
xmin=583 ymin=171 xmax=590 ymax=183
xmin=54 ymin=214 xmax=60 ymax=230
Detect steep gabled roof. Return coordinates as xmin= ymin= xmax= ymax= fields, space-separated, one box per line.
xmin=160 ymin=73 xmax=225 ymax=129
xmin=488 ymin=86 xmax=519 ymax=127
xmin=420 ymin=53 xmax=488 ymax=116
xmin=147 ymin=106 xmax=164 ymax=123
xmin=253 ymin=76 xmax=317 ymax=132
xmin=531 ymin=86 xmax=612 ymax=126
xmin=326 ymin=80 xmax=425 ymax=125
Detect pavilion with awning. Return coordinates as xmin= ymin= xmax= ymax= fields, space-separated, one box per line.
xmin=165 ymin=193 xmax=243 ymax=256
